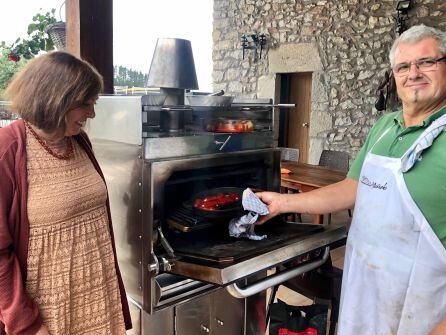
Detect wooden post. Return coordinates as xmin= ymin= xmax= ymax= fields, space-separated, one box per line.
xmin=66 ymin=0 xmax=114 ymax=93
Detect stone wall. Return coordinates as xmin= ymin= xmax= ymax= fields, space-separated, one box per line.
xmin=212 ymin=0 xmax=446 ymax=163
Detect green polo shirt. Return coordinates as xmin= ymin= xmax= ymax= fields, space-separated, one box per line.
xmin=348 ymin=105 xmax=446 ymax=248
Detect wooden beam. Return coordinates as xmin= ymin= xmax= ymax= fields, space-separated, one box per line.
xmin=66 ymin=0 xmax=114 ymax=93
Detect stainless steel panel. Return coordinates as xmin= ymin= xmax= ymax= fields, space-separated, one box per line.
xmin=142 ymin=307 xmax=174 ymax=335
xmin=127 ymin=300 xmax=141 ymax=335
xmin=88 ymin=95 xmax=143 ymax=145
xmin=143 ymin=132 xmax=274 ymax=160
xmin=169 ymin=222 xmax=347 ymax=285
xmin=142 ymin=157 xmax=156 ymax=314
xmin=88 ymin=138 xmax=144 ymax=306
xmin=155 ymin=274 xmax=215 ymax=309
xmin=211 ymin=289 xmax=245 ymax=335
xmin=176 ymin=294 xmax=211 ymax=335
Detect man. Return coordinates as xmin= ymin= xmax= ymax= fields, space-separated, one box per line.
xmin=257 ymin=25 xmax=446 ymax=335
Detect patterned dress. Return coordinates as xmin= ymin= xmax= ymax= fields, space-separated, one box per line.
xmin=25 ymin=128 xmax=126 ymax=334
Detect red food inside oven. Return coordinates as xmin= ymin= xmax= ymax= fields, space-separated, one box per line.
xmin=204 ymin=119 xmax=254 ymax=133
xmin=193 ymin=192 xmax=241 ymax=211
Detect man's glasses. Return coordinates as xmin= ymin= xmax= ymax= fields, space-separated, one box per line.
xmin=393 ymin=56 xmax=446 ymax=76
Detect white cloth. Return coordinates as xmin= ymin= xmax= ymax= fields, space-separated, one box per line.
xmin=228 ymin=188 xmax=268 ymax=240
xmin=401 ymin=115 xmax=446 ymax=172
xmin=338 ymin=113 xmax=446 ymax=335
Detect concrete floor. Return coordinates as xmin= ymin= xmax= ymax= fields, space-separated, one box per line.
xmin=266 ymin=210 xmax=352 ymax=335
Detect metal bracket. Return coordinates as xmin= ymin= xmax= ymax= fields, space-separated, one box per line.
xmin=241 ymin=33 xmax=267 ymax=60
xmin=157 ymin=226 xmax=175 ymax=258
xmin=160 ymin=257 xmax=173 ymax=272
xmin=148 ymin=250 xmax=160 ymax=275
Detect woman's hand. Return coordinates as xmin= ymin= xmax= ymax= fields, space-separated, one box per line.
xmin=255 ymin=191 xmax=287 ymax=224
xmin=35 ymin=325 xmax=50 ymax=335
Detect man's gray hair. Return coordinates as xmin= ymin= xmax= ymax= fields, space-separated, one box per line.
xmin=389 ymin=25 xmax=446 ymax=67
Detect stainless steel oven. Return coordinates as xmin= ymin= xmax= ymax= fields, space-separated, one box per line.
xmin=87 ymin=94 xmax=347 ymax=335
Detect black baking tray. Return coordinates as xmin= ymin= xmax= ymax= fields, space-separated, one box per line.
xmin=168 ymin=219 xmax=324 ymax=265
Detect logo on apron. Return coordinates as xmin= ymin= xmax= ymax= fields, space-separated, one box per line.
xmin=360 ymin=176 xmax=388 ymax=190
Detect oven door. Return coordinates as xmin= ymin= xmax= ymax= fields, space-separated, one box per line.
xmin=167 ymin=220 xmax=346 ymax=288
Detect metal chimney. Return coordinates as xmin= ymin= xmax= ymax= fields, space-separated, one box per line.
xmin=147 ymin=38 xmax=198 ymax=105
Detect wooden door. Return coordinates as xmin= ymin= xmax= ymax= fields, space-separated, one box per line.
xmin=287 ymin=72 xmax=312 ymax=163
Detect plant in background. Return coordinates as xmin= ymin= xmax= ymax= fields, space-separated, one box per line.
xmin=0 ymin=9 xmax=56 ymax=98
xmin=0 ymin=48 xmax=26 ymax=98
xmin=4 ymin=9 xmax=57 ymax=61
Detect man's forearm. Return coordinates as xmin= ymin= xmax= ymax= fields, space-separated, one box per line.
xmin=429 ymin=316 xmax=446 ymax=335
xmin=283 ymin=178 xmax=358 ymax=215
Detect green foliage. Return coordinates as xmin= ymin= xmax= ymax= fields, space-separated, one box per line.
xmin=114 ymin=65 xmax=149 ymax=87
xmin=7 ymin=9 xmax=57 ymax=60
xmin=0 ymin=49 xmax=26 ymax=99
xmin=0 ymin=9 xmax=57 ymax=98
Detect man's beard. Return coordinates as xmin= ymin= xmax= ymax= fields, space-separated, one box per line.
xmin=412 ymin=89 xmax=419 ymax=103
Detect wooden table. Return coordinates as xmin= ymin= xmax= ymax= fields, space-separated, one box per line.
xmin=281 ymin=162 xmax=347 ymax=224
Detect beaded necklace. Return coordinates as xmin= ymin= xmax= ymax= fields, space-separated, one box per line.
xmin=24 ymin=121 xmax=74 ymax=160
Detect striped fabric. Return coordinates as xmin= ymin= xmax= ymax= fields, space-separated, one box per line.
xmin=401 ymin=114 xmax=446 ymax=172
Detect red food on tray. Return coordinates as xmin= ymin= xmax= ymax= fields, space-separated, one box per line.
xmin=204 ymin=119 xmax=254 ymax=133
xmin=193 ymin=192 xmax=241 ymax=211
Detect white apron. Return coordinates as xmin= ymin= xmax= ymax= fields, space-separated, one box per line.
xmin=338 ymin=114 xmax=446 ymax=335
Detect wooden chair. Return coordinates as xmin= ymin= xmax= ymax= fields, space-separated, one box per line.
xmin=279 ymin=147 xmax=300 ymax=163
xmin=319 ymin=150 xmax=349 ymax=172
xmin=319 ymin=150 xmax=352 ymax=224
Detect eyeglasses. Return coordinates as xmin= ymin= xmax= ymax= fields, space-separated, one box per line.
xmin=393 ymin=56 xmax=446 ymax=76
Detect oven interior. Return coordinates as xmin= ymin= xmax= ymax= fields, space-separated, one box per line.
xmin=158 ymin=158 xmax=323 ymax=266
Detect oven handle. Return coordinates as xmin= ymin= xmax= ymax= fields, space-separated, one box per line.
xmin=226 ymin=246 xmax=330 ymax=299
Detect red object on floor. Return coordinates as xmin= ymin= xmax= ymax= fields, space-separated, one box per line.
xmin=278 ymin=327 xmax=318 ymax=335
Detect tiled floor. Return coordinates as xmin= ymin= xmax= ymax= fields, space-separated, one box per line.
xmin=266 ymin=210 xmax=352 ymax=335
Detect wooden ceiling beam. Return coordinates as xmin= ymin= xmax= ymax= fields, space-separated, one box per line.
xmin=66 ymin=0 xmax=114 ymax=93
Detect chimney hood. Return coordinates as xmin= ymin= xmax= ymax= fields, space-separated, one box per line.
xmin=147 ymin=38 xmax=198 ymax=92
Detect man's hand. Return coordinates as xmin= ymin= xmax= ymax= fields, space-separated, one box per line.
xmin=256 ymin=178 xmax=357 ymax=225
xmin=256 ymin=191 xmax=287 ymax=224
xmin=35 ymin=325 xmax=50 ymax=335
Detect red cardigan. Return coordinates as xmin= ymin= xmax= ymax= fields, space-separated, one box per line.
xmin=0 ymin=120 xmax=131 ymax=334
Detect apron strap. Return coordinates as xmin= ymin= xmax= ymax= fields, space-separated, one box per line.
xmin=401 ymin=113 xmax=446 ymax=172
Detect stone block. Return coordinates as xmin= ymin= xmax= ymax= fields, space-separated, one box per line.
xmin=309 ymin=111 xmax=332 ymax=137
xmin=308 ymin=137 xmax=324 ymax=165
xmin=269 ymin=43 xmax=323 ymax=73
xmin=257 ymin=75 xmax=276 ymax=99
xmin=312 ymin=72 xmax=329 ymax=103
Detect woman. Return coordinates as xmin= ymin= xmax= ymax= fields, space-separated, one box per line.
xmin=0 ymin=52 xmax=131 ymax=334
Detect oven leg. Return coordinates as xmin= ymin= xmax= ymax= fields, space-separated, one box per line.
xmin=265 ymin=284 xmax=279 ymax=326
